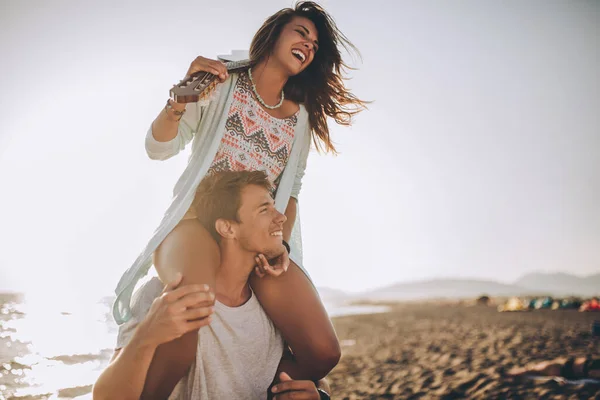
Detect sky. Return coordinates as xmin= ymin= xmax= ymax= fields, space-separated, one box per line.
xmin=0 ymin=0 xmax=598 ymax=299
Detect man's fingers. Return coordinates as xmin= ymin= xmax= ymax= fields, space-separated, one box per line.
xmin=183 ymin=305 xmax=214 ymax=321
xmin=163 ymin=283 xmax=211 ymax=303
xmin=273 ymin=380 xmax=314 ymax=394
xmin=176 ymin=291 xmax=215 ymax=309
xmin=279 ymin=372 xmax=293 ymax=382
xmin=274 ymin=393 xmax=313 ymax=400
xmin=186 ymin=316 xmax=212 ymax=332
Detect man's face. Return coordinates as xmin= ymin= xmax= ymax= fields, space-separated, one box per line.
xmin=233 ymin=184 xmax=287 ymax=259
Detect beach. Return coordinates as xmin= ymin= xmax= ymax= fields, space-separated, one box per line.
xmin=329 ymin=302 xmax=600 ymax=399
xmin=1 ymin=294 xmax=599 ymax=399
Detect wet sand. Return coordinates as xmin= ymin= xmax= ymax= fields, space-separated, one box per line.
xmin=328 ymin=302 xmax=600 ymax=399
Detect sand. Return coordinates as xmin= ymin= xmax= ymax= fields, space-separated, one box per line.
xmin=328 ymin=302 xmax=600 ymax=399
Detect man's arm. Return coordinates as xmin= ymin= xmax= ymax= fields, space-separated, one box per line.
xmin=93 ymin=330 xmax=159 ymax=400
xmin=93 ymin=276 xmax=214 ymax=400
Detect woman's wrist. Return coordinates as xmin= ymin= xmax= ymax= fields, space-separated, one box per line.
xmin=167 ymin=98 xmax=186 ymax=112
xmin=164 ymin=99 xmax=186 ymax=121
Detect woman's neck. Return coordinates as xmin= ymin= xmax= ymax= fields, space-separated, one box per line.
xmin=251 ymin=59 xmax=289 ymax=104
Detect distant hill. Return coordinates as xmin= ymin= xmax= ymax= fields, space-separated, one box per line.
xmin=514 ymin=272 xmax=600 ymax=297
xmin=317 ymin=287 xmax=351 ymax=302
xmin=346 ymin=272 xmax=600 ymax=301
xmin=355 ymin=279 xmax=531 ymax=301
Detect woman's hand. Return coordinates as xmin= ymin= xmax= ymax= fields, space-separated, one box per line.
xmin=254 ymin=251 xmax=290 ymax=278
xmin=185 ymin=56 xmax=229 ymax=82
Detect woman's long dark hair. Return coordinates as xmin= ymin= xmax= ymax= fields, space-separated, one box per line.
xmin=249 ymin=1 xmax=367 ymax=154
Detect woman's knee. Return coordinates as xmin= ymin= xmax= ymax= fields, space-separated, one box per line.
xmin=154 ymin=219 xmax=220 ymax=285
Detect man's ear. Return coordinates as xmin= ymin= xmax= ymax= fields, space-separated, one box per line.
xmin=215 ymin=219 xmax=236 ymax=240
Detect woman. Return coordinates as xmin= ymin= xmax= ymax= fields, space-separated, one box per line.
xmin=113 ymin=1 xmax=366 ymax=395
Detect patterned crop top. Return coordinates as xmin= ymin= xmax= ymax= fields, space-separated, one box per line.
xmin=206 ymin=71 xmax=299 ymax=191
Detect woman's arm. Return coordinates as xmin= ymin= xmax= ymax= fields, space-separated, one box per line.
xmin=145 ymin=101 xmax=199 ymax=161
xmin=145 ymin=56 xmax=229 ymax=160
xmin=282 ymin=198 xmax=297 ymax=242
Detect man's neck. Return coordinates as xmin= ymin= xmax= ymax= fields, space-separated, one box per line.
xmin=214 ymin=244 xmax=255 ymax=307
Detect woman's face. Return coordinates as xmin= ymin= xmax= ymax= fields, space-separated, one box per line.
xmin=272 ymin=16 xmax=319 ymax=76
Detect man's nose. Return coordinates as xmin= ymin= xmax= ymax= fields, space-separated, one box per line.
xmin=275 ymin=210 xmax=287 ymax=225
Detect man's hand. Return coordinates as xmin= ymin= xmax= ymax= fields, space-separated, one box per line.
xmin=271 ymin=372 xmax=320 ymax=400
xmin=138 ymin=273 xmax=215 ymax=348
xmin=254 ymin=250 xmax=289 ymax=278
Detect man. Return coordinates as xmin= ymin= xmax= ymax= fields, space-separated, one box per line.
xmin=93 ymin=171 xmax=331 ymax=399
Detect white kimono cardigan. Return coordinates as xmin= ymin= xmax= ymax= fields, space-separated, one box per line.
xmin=113 ymin=72 xmax=312 ymax=325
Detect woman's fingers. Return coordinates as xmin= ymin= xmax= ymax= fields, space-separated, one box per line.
xmin=208 ymin=59 xmax=228 ymax=81
xmin=263 ymin=254 xmax=285 ymax=275
xmin=186 ymin=56 xmax=228 ymax=81
xmin=264 ymin=266 xmax=285 ymax=277
xmin=255 ymin=266 xmax=266 ymax=278
xmin=255 ymin=256 xmax=268 ymax=273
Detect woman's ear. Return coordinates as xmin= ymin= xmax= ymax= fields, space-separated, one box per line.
xmin=215 ymin=219 xmax=235 ymax=240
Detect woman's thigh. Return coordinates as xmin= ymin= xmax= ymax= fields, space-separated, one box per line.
xmin=250 ymin=260 xmax=341 ymax=380
xmin=154 ymin=218 xmax=220 ymax=288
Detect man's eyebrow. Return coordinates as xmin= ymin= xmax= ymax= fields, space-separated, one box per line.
xmin=255 ymin=201 xmax=272 ymax=210
xmin=297 ymin=24 xmax=319 ymax=47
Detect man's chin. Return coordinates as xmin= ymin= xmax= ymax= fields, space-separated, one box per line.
xmin=262 ymin=244 xmax=286 ymax=260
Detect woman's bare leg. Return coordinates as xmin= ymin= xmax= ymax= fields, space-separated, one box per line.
xmin=250 ymin=260 xmax=341 ymax=381
xmin=141 ymin=219 xmax=220 ymax=399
